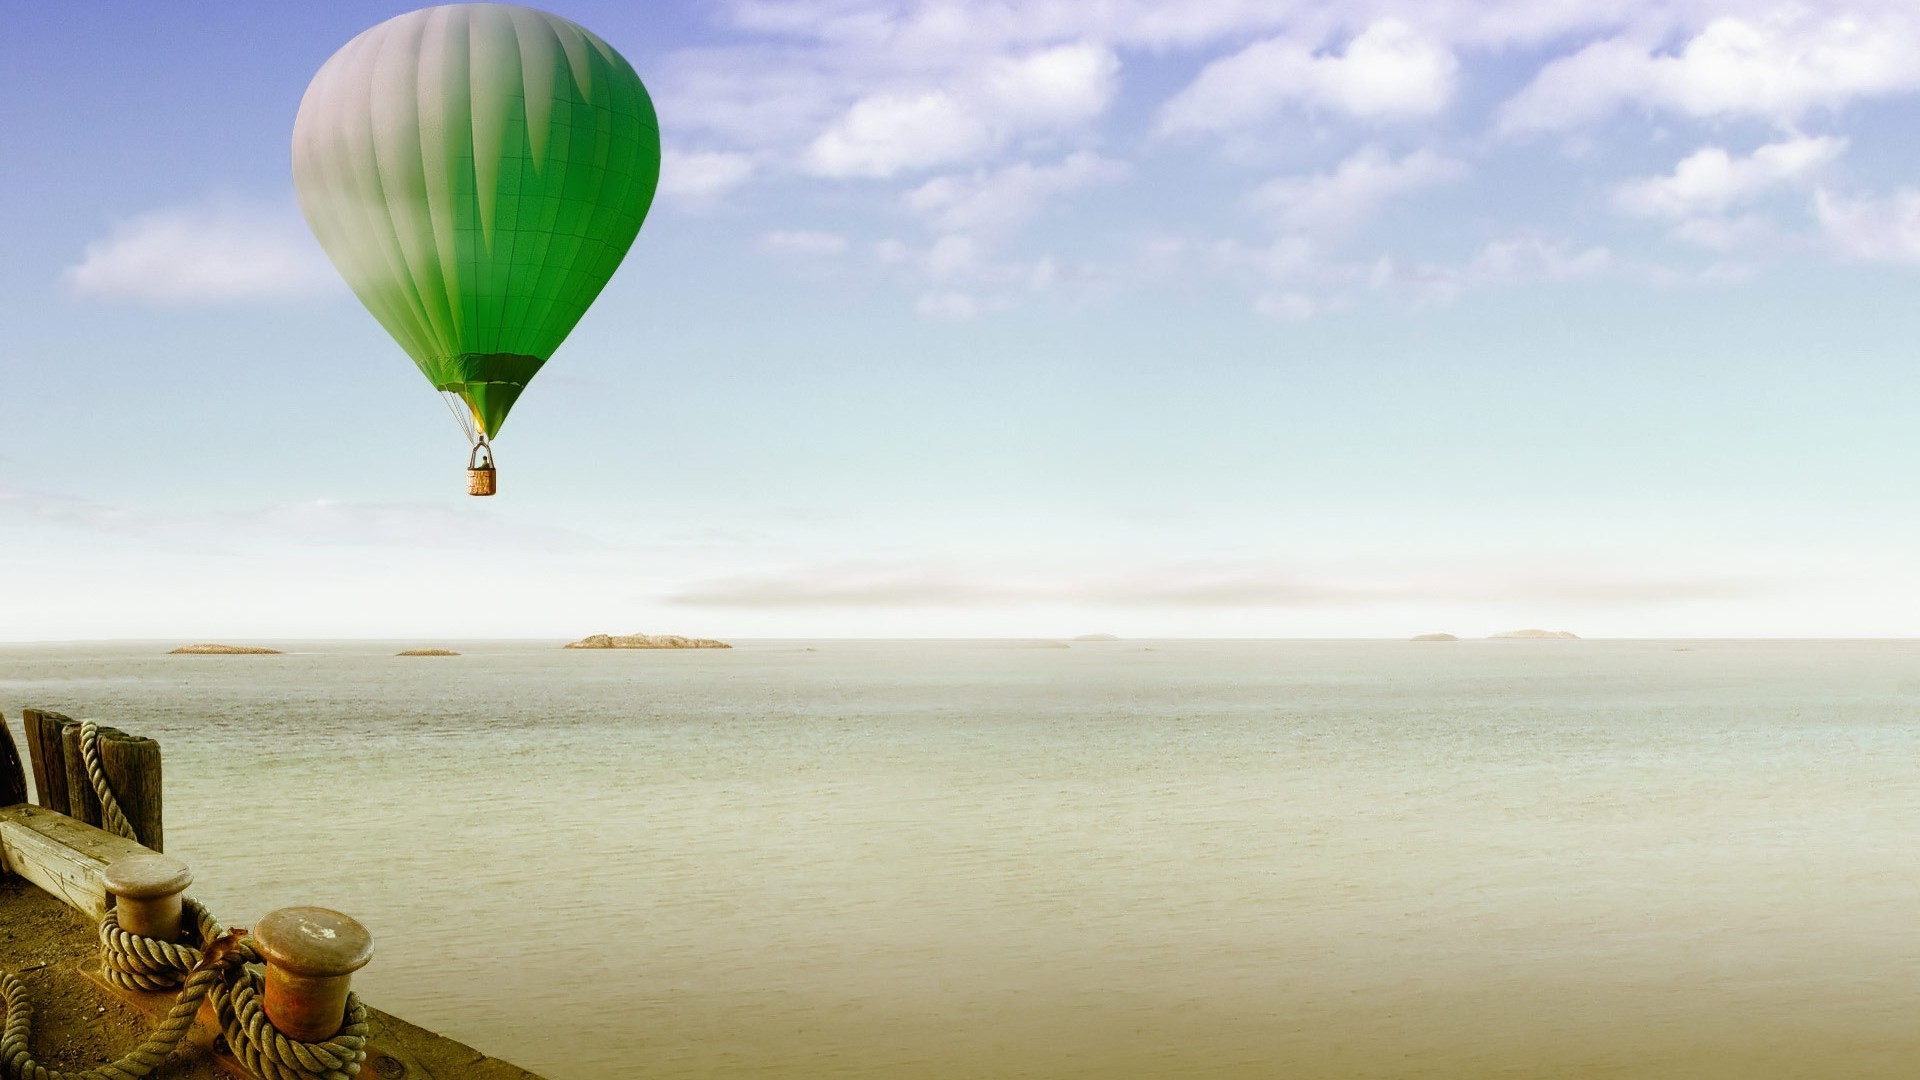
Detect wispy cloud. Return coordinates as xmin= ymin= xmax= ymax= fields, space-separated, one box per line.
xmin=667 ymin=559 xmax=1761 ymax=609
xmin=1614 ymin=136 xmax=1846 ymax=220
xmin=1157 ymin=20 xmax=1457 ymax=136
xmin=640 ymin=1 xmax=1920 ymax=318
xmin=802 ymin=43 xmax=1119 ymax=177
xmin=906 ymin=152 xmax=1126 ymax=233
xmin=763 ymin=229 xmax=850 ymax=255
xmin=1814 ymin=186 xmax=1920 ymax=262
xmin=1250 ymin=146 xmax=1466 ymax=235
xmin=0 ymin=483 xmax=609 ymax=554
xmin=249 ymin=500 xmax=612 ymax=552
xmin=1498 ymin=12 xmax=1920 ymax=134
xmin=66 ymin=201 xmax=335 ymax=304
xmin=657 ymin=149 xmax=757 ymax=205
xmin=0 ymin=485 xmax=144 ymax=535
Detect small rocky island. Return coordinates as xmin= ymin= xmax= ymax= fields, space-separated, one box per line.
xmin=396 ymin=648 xmax=460 ymax=656
xmin=1072 ymin=633 xmax=1121 ymax=642
xmin=168 ymin=644 xmax=284 ymax=655
xmin=565 ymin=633 xmax=732 ymax=650
xmin=1411 ymin=633 xmax=1458 ymax=641
xmin=1490 ymin=629 xmax=1580 ymax=640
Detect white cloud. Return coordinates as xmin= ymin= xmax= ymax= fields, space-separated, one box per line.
xmin=804 ymin=90 xmax=994 ymax=177
xmin=1499 ymin=12 xmax=1920 ymax=133
xmin=803 ymin=43 xmax=1119 ymax=177
xmin=67 ymin=202 xmax=335 ymax=305
xmin=1157 ymin=20 xmax=1458 ymax=135
xmin=976 ymin=42 xmax=1120 ymax=126
xmin=905 ymin=152 xmax=1126 ymax=233
xmin=763 ymin=229 xmax=850 ymax=255
xmin=657 ymin=149 xmax=756 ymax=203
xmin=914 ymin=290 xmax=992 ymax=319
xmin=651 ymin=47 xmax=852 ymax=149
xmin=1249 ymin=147 xmax=1466 ymax=234
xmin=1815 ymin=188 xmax=1920 ymax=262
xmin=1613 ymin=136 xmax=1847 ymax=219
xmin=720 ymin=0 xmax=1628 ymax=57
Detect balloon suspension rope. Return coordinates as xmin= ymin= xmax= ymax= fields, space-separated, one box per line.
xmin=438 ymin=389 xmax=481 ymax=448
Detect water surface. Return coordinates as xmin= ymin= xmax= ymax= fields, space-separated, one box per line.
xmin=2 ymin=639 xmax=1915 ymax=1078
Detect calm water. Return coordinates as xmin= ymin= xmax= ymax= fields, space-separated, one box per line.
xmin=1 ymin=639 xmax=1916 ymax=1079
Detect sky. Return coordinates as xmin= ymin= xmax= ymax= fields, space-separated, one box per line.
xmin=3 ymin=0 xmax=1920 ymax=640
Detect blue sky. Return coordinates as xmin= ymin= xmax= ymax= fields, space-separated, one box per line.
xmin=4 ymin=0 xmax=1920 ymax=639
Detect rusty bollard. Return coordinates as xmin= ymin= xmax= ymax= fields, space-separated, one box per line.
xmin=252 ymin=907 xmax=374 ymax=1042
xmin=103 ymin=853 xmax=192 ymax=941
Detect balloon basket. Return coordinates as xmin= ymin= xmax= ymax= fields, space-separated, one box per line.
xmin=467 ymin=441 xmax=497 ymax=496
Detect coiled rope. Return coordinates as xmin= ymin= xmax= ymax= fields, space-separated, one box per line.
xmin=6 ymin=910 xmax=367 ymax=1080
xmin=1 ymin=933 xmax=241 ymax=1080
xmin=96 ymin=899 xmax=224 ymax=992
xmin=3 ymin=724 xmax=369 ymax=1080
xmin=209 ymin=952 xmax=367 ymax=1080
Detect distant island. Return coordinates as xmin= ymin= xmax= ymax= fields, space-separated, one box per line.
xmin=1072 ymin=633 xmax=1121 ymax=641
xmin=565 ymin=633 xmax=732 ymax=650
xmin=396 ymin=648 xmax=460 ymax=656
xmin=1490 ymin=629 xmax=1580 ymax=640
xmin=169 ymin=644 xmax=283 ymax=655
xmin=1411 ymin=633 xmax=1458 ymax=641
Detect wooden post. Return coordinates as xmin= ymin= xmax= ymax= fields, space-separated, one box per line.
xmin=99 ymin=731 xmax=164 ymax=851
xmin=62 ymin=723 xmax=103 ymax=830
xmin=1 ymin=712 xmax=28 ymax=808
xmin=23 ymin=709 xmax=75 ymax=816
xmin=22 ymin=708 xmax=51 ymax=809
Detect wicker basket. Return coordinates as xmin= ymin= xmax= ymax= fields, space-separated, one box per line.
xmin=467 ymin=441 xmax=498 ymax=496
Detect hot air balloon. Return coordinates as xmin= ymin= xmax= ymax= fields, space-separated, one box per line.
xmin=292 ymin=3 xmax=661 ymax=495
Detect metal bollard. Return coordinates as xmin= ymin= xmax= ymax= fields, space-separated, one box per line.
xmin=102 ymin=853 xmax=192 ymax=941
xmin=252 ymin=907 xmax=374 ymax=1042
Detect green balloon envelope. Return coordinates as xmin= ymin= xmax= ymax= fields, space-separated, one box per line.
xmin=292 ymin=3 xmax=661 ymax=439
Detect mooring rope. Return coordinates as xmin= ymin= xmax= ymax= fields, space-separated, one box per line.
xmin=5 ymin=912 xmax=368 ymax=1080
xmin=7 ymin=724 xmax=370 ymax=1079
xmin=209 ymin=956 xmax=367 ymax=1080
xmin=76 ymin=723 xmax=137 ymax=845
xmin=96 ymin=899 xmax=224 ymax=992
xmin=0 ymin=931 xmax=242 ymax=1080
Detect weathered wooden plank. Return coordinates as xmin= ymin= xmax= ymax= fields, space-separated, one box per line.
xmin=23 ymin=709 xmax=54 ymax=811
xmin=24 ymin=709 xmax=75 ymax=815
xmin=0 ymin=803 xmax=151 ymax=921
xmin=62 ymin=722 xmax=104 ymax=829
xmin=0 ymin=712 xmax=27 ymax=808
xmin=99 ymin=731 xmax=164 ymax=852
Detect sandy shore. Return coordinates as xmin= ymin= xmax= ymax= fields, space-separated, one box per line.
xmin=0 ymin=879 xmax=226 ymax=1078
